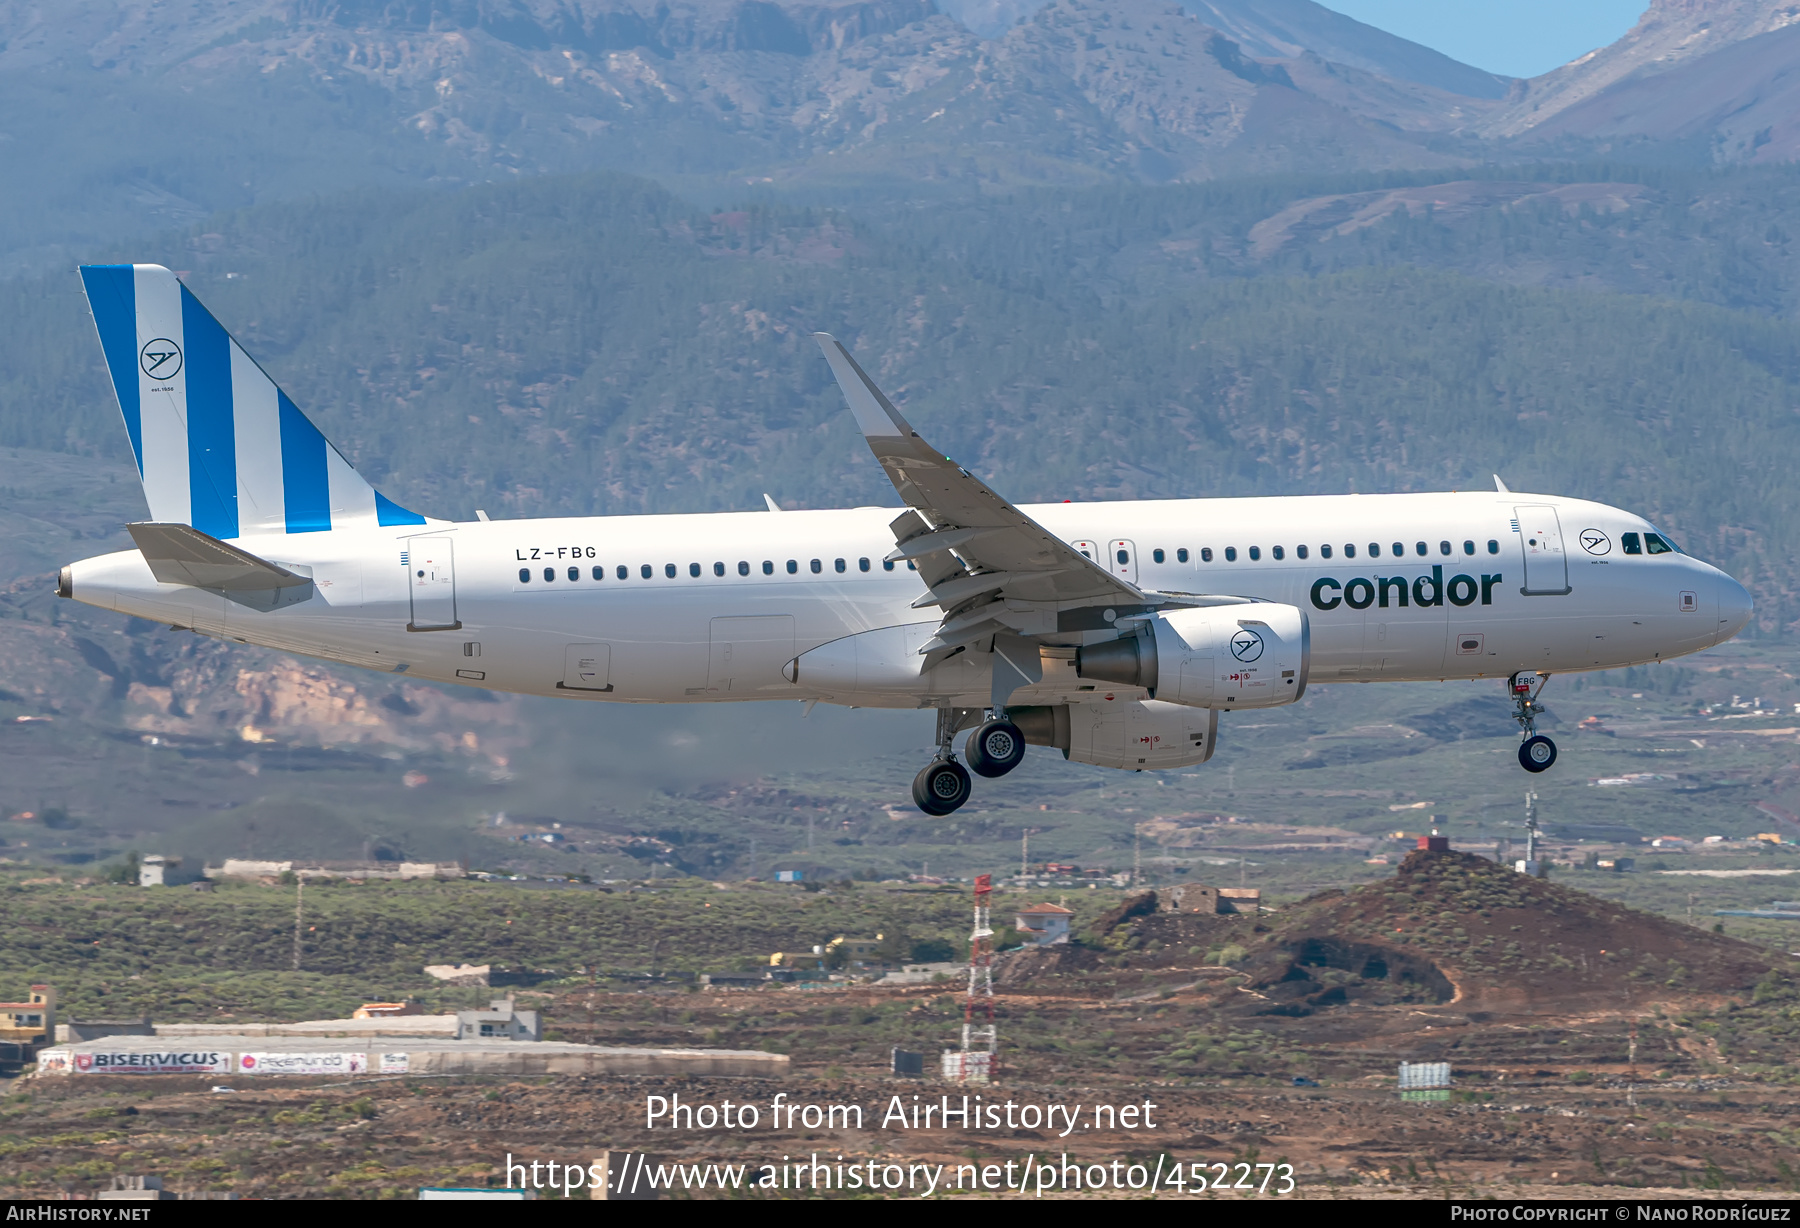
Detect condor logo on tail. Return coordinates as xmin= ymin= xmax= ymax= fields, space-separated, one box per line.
xmin=1310 ymin=566 xmax=1503 ymax=611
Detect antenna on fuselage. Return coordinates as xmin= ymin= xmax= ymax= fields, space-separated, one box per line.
xmin=1493 ymin=475 xmax=1511 ymax=493
xmin=763 ymin=494 xmax=782 ymax=512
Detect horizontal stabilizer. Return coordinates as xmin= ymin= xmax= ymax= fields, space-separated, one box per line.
xmin=128 ymin=522 xmax=312 ymax=594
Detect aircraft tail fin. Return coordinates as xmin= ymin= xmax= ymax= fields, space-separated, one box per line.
xmin=78 ymin=264 xmax=427 ymax=539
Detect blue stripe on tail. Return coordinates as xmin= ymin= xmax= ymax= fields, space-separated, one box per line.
xmin=376 ymin=491 xmax=427 ymax=527
xmin=277 ymin=392 xmax=331 ymax=533
xmin=179 ymin=287 xmax=239 ymax=540
xmin=79 ymin=266 xmax=143 ymax=475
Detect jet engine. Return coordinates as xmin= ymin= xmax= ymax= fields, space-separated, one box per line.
xmin=1013 ymin=699 xmax=1217 ymax=770
xmin=1074 ymin=604 xmax=1309 ymax=710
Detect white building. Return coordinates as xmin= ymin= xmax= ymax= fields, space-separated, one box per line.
xmin=138 ymin=856 xmax=178 ymax=887
xmin=1015 ymin=903 xmax=1073 ymax=945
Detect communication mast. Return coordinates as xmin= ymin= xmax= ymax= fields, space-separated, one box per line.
xmin=1514 ymin=790 xmax=1546 ymax=878
xmin=944 ymin=872 xmax=997 ymax=1082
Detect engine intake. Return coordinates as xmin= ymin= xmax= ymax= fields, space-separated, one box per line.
xmin=1075 ymin=603 xmax=1309 ymax=710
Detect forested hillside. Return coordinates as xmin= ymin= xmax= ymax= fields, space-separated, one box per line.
xmin=2 ymin=166 xmax=1798 ymax=629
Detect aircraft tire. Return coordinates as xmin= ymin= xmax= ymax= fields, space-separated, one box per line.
xmin=1518 ymin=735 xmax=1557 ymax=773
xmin=913 ymin=760 xmax=972 ymax=816
xmin=966 ymin=720 xmax=1026 ymax=778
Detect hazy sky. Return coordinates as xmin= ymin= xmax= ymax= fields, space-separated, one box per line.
xmin=1319 ymin=0 xmax=1649 ymax=78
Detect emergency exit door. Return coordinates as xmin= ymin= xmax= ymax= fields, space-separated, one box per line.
xmin=1107 ymin=539 xmax=1138 ymax=584
xmin=407 ymin=537 xmax=461 ymax=631
xmin=1515 ymin=506 xmax=1571 ymax=595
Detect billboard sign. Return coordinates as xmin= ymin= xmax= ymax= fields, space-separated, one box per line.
xmin=238 ymin=1052 xmax=368 ymax=1076
xmin=72 ymin=1050 xmax=230 ymax=1074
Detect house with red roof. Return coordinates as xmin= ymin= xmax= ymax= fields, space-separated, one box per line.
xmin=1015 ymin=902 xmax=1073 ymax=946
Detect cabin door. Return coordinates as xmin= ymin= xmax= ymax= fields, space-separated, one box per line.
xmin=1515 ymin=506 xmax=1572 ymax=595
xmin=407 ymin=537 xmax=460 ymax=631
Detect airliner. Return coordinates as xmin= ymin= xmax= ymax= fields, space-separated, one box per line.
xmin=57 ymin=266 xmax=1753 ymax=814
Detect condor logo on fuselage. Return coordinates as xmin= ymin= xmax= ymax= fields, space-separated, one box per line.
xmin=1310 ymin=566 xmax=1503 ymax=612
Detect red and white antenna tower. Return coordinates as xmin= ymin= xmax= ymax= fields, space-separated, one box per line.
xmin=959 ymin=872 xmax=997 ymax=1079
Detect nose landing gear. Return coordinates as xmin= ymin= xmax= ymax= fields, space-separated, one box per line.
xmin=1509 ymin=671 xmax=1557 ymax=773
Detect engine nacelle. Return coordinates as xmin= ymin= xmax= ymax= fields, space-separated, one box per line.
xmin=1075 ymin=603 xmax=1309 ymax=710
xmin=1013 ymin=699 xmax=1217 ymax=770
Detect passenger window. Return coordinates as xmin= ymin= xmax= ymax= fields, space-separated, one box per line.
xmin=1415 ymin=542 xmax=1427 ymax=557
xmin=883 ymin=560 xmax=895 ymax=571
xmin=1116 ymin=549 xmax=1129 ymax=565
xmin=1487 ymin=540 xmax=1499 ymax=554
xmin=519 ymin=568 xmax=530 ymax=583
xmin=544 ymin=567 xmax=556 ymax=582
xmin=859 ymin=557 xmax=870 ymax=572
xmin=1224 ymin=547 xmax=1237 ymax=562
xmin=641 ymin=565 xmax=652 ymax=579
xmin=1645 ymin=533 xmax=1673 ymax=555
xmin=834 ymin=558 xmax=846 ymax=573
xmin=1621 ymin=532 xmax=1642 ymax=555
xmin=1393 ymin=542 xmax=1404 ymax=557
xmin=665 ymin=564 xmax=677 ymax=578
xmin=618 ymin=565 xmax=629 ymax=580
xmin=738 ymin=561 xmax=750 ymax=576
xmin=1200 ymin=548 xmax=1212 ymax=562
xmin=689 ymin=563 xmax=701 ymax=578
xmin=1272 ymin=546 xmax=1284 ymax=560
xmin=592 ymin=566 xmax=604 ymax=580
xmin=1152 ymin=548 xmax=1165 ymax=563
xmin=762 ymin=561 xmax=774 ymax=575
xmin=714 ymin=562 xmax=726 ymax=577
xmin=1296 ymin=545 xmax=1308 ymax=560
xmin=1320 ymin=544 xmax=1331 ymax=559
xmin=1249 ymin=546 xmax=1261 ymax=561
xmin=1368 ymin=543 xmax=1380 ymax=557
xmin=1463 ymin=540 xmax=1475 ymax=555
xmin=1177 ymin=548 xmax=1189 ymax=563
xmin=568 ymin=566 xmax=580 ymax=581
xmin=1344 ymin=544 xmax=1355 ymax=558
xmin=811 ymin=559 xmax=823 ymax=574
xmin=787 ymin=560 xmax=798 ymax=574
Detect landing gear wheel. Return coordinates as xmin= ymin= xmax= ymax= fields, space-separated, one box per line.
xmin=913 ymin=759 xmax=972 ymax=816
xmin=1519 ymin=734 xmax=1557 ymax=773
xmin=965 ymin=719 xmax=1026 ymax=778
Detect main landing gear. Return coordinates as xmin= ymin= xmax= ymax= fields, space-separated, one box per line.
xmin=1509 ymin=671 xmax=1557 ymax=774
xmin=912 ymin=708 xmax=1025 ymax=815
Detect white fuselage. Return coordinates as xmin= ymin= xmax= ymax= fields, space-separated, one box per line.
xmin=66 ymin=490 xmax=1752 ymax=711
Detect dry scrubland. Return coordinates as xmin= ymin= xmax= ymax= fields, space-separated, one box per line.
xmin=1 ymin=852 xmax=1796 ymax=1198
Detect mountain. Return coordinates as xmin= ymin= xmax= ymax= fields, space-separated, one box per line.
xmin=939 ymin=0 xmax=1513 ymax=101
xmin=1184 ymin=0 xmax=1510 ymax=99
xmin=0 ymin=0 xmax=1496 ymax=272
xmin=1483 ymin=0 xmax=1800 ymax=161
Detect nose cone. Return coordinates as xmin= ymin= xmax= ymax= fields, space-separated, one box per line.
xmin=1715 ymin=573 xmax=1753 ymax=645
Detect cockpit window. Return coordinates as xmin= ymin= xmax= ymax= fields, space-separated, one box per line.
xmin=1621 ymin=532 xmax=1642 ymax=555
xmin=1644 ymin=533 xmax=1675 ymax=555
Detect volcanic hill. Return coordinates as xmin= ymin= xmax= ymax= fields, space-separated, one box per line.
xmin=1001 ymin=851 xmax=1795 ymax=1022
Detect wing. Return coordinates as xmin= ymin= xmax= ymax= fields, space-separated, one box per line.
xmin=816 ymin=334 xmax=1169 ymax=656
